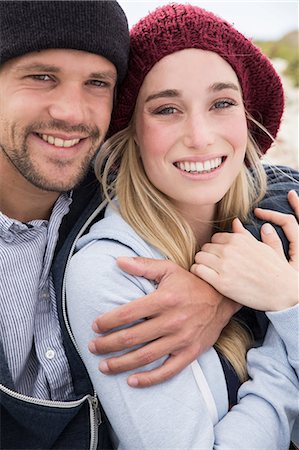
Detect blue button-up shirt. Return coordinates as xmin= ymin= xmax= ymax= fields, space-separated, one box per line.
xmin=0 ymin=193 xmax=75 ymax=400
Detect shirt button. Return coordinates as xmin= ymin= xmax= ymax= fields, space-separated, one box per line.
xmin=41 ymin=291 xmax=49 ymax=300
xmin=45 ymin=349 xmax=55 ymax=360
xmin=3 ymin=233 xmax=14 ymax=243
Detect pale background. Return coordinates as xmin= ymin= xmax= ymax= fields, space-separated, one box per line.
xmin=118 ymin=1 xmax=299 ymax=169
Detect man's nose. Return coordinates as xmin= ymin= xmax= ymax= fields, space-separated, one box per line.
xmin=48 ymin=84 xmax=87 ymax=125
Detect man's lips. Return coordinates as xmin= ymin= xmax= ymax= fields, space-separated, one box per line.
xmin=35 ymin=132 xmax=87 ymax=148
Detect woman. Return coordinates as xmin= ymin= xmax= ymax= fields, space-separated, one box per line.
xmin=66 ymin=4 xmax=299 ymax=449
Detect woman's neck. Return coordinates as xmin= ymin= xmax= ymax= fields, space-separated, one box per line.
xmin=178 ymin=203 xmax=216 ymax=248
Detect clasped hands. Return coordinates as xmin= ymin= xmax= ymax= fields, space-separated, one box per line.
xmin=191 ymin=190 xmax=298 ymax=312
xmin=89 ymin=190 xmax=298 ymax=387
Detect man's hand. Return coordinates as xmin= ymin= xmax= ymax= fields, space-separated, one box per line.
xmin=89 ymin=257 xmax=239 ymax=387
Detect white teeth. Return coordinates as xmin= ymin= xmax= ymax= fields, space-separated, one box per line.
xmin=190 ymin=162 xmax=196 ymax=172
xmin=203 ymin=160 xmax=211 ymax=171
xmin=47 ymin=135 xmax=55 ymax=145
xmin=196 ymin=161 xmax=204 ymax=172
xmin=177 ymin=157 xmax=223 ymax=174
xmin=185 ymin=161 xmax=191 ymax=172
xmin=40 ymin=134 xmax=81 ymax=148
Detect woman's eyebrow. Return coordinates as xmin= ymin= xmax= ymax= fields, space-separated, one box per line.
xmin=209 ymin=82 xmax=240 ymax=92
xmin=145 ymin=89 xmax=181 ymax=103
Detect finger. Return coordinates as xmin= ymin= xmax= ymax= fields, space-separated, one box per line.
xmin=117 ymin=256 xmax=175 ymax=283
xmin=231 ymin=218 xmax=252 ymax=236
xmin=92 ymin=291 xmax=159 ymax=333
xmin=199 ymin=243 xmax=225 ymax=257
xmin=190 ymin=263 xmax=219 ymax=287
xmin=254 ymin=207 xmax=298 ymax=226
xmin=255 ymin=208 xmax=298 ymax=248
xmin=97 ymin=335 xmax=176 ymax=375
xmin=210 ymin=232 xmax=231 ymax=244
xmin=193 ymin=251 xmax=220 ymax=269
xmin=90 ymin=310 xmax=180 ymax=354
xmin=260 ymin=222 xmax=285 ymax=257
xmin=288 ymin=190 xmax=299 ymax=220
xmin=127 ymin=349 xmax=199 ymax=388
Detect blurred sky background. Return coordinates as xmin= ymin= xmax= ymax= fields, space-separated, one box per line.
xmin=118 ymin=1 xmax=298 ymax=41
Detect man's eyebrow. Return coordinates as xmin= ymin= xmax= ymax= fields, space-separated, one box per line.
xmin=14 ymin=63 xmax=61 ymax=73
xmin=14 ymin=64 xmax=117 ymax=81
xmin=145 ymin=89 xmax=181 ymax=103
xmin=89 ymin=71 xmax=117 ymax=82
xmin=209 ymin=82 xmax=240 ymax=92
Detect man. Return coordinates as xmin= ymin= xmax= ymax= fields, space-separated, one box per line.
xmin=0 ymin=1 xmax=129 ymax=447
xmin=1 ymin=0 xmax=298 ymax=448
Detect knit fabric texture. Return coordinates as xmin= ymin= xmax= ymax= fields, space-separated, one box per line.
xmin=111 ymin=3 xmax=284 ymax=154
xmin=0 ymin=0 xmax=129 ymax=84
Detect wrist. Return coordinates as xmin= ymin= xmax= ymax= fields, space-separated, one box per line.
xmin=220 ymin=297 xmax=241 ymax=325
xmin=271 ymin=296 xmax=299 ymax=312
xmin=269 ymin=276 xmax=298 ymax=312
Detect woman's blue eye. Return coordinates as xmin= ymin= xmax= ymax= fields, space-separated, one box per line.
xmin=155 ymin=106 xmax=177 ymax=115
xmin=213 ymin=100 xmax=235 ymax=109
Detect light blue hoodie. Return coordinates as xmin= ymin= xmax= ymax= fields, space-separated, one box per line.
xmin=66 ymin=203 xmax=299 ymax=450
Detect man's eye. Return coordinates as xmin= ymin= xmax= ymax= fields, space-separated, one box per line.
xmin=30 ymin=74 xmax=52 ymax=81
xmin=154 ymin=106 xmax=178 ymax=115
xmin=88 ymin=80 xmax=108 ymax=87
xmin=212 ymin=99 xmax=236 ymax=109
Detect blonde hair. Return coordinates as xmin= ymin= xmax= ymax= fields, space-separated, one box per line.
xmin=95 ymin=118 xmax=268 ymax=381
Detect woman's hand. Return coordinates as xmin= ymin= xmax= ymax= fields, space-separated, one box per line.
xmin=191 ymin=190 xmax=298 ymax=312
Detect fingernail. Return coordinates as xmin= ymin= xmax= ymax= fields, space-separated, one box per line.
xmin=262 ymin=223 xmax=274 ymax=235
xmin=92 ymin=321 xmax=100 ymax=333
xmin=128 ymin=376 xmax=139 ymax=387
xmin=99 ymin=360 xmax=109 ymax=373
xmin=88 ymin=341 xmax=97 ymax=353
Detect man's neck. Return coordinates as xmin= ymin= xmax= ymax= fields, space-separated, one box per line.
xmin=0 ymin=156 xmax=60 ymax=222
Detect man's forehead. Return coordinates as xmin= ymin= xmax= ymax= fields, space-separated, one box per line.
xmin=2 ymin=48 xmax=117 ymax=80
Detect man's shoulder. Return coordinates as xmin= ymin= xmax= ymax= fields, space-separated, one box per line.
xmin=264 ymin=165 xmax=299 ymax=189
xmin=54 ymin=171 xmax=102 ymax=260
xmin=261 ymin=165 xmax=299 ymax=210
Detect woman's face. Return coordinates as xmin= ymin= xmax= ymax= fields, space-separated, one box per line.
xmin=134 ymin=49 xmax=247 ymax=220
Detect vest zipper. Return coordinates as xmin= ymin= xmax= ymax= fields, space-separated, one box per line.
xmin=61 ymin=200 xmax=107 ymax=450
xmin=0 ymin=384 xmax=98 ymax=450
xmin=0 ymin=383 xmax=92 ymax=408
xmin=89 ymin=396 xmax=102 ymax=450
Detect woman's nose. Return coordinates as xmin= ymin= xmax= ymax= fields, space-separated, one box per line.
xmin=183 ymin=113 xmax=215 ymax=150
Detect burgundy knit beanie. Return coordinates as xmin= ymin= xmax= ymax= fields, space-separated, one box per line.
xmin=111 ymin=3 xmax=284 ymax=154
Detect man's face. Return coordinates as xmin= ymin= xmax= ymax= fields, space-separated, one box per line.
xmin=0 ymin=48 xmax=117 ymax=192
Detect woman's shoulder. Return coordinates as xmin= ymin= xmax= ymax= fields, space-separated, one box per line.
xmin=75 ymin=201 xmax=164 ymax=261
xmin=67 ymin=202 xmax=160 ymax=300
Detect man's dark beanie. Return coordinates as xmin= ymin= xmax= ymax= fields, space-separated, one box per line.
xmin=0 ymin=0 xmax=130 ymax=84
